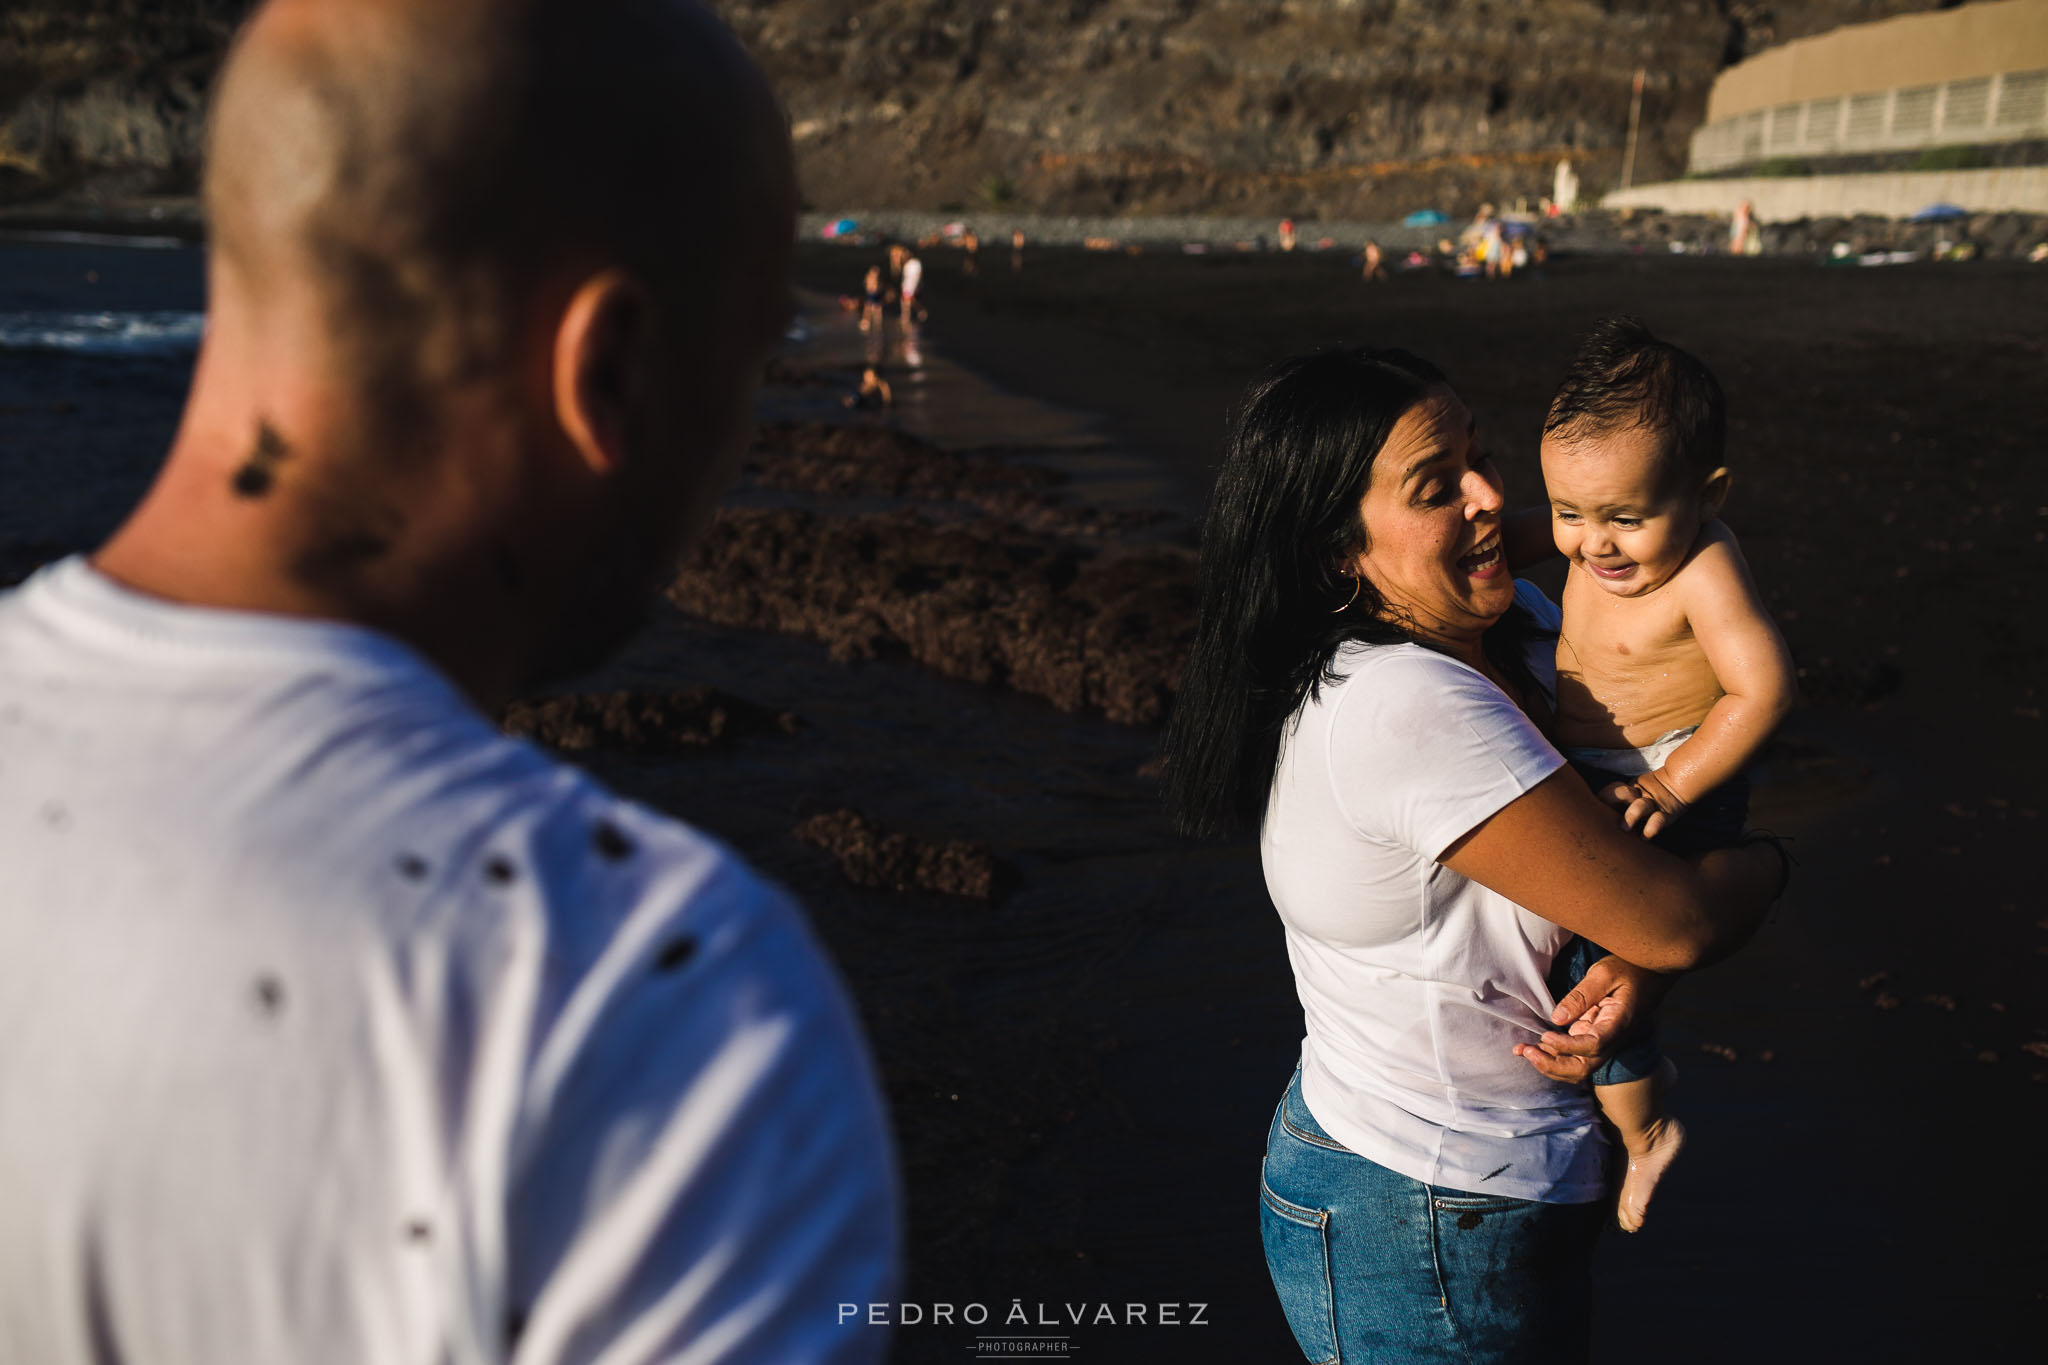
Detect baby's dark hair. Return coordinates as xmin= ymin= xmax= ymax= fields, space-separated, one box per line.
xmin=1544 ymin=316 xmax=1725 ymax=478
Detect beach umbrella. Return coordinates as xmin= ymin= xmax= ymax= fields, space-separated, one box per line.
xmin=1403 ymin=209 xmax=1449 ymax=227
xmin=822 ymin=216 xmax=859 ymax=239
xmin=1907 ymin=203 xmax=1968 ymax=222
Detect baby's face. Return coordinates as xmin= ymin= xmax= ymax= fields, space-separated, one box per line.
xmin=1540 ymin=424 xmax=1708 ymax=598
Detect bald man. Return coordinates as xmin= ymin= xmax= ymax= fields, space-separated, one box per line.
xmin=0 ymin=2 xmax=898 ymax=1362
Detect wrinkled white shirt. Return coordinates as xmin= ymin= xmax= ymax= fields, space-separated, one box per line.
xmin=0 ymin=557 xmax=899 ymax=1364
xmin=1261 ymin=580 xmax=1607 ymax=1203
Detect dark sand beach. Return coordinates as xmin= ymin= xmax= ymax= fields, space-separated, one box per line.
xmin=4 ymin=233 xmax=2045 ymax=1360
xmin=798 ymin=241 xmax=2048 ymax=1363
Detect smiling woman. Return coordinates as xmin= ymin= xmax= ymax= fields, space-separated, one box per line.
xmin=1348 ymin=384 xmax=1517 ymax=662
xmin=1161 ymin=344 xmax=1787 ymax=1362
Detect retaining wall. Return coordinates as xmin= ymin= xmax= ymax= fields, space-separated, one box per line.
xmin=1605 ymin=166 xmax=2048 ymax=219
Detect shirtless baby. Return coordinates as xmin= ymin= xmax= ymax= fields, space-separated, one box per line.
xmin=1539 ymin=316 xmax=1797 ymax=1231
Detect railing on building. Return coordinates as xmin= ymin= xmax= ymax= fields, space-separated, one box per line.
xmin=1689 ymin=67 xmax=2048 ymax=172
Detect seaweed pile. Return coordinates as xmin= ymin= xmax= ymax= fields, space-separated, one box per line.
xmin=675 ymin=417 xmax=1195 ymax=726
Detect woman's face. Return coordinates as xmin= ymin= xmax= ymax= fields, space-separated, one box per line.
xmin=1350 ymin=386 xmax=1512 ymax=648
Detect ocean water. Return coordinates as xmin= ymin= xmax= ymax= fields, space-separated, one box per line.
xmin=0 ymin=309 xmax=204 ymax=357
xmin=0 ymin=235 xmax=1182 ymax=577
xmin=0 ymin=238 xmax=204 ymax=579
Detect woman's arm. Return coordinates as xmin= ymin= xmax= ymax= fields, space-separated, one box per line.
xmin=1440 ymin=767 xmax=1782 ymax=971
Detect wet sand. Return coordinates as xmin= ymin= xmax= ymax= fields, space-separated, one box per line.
xmin=4 ymin=236 xmax=2045 ymax=1360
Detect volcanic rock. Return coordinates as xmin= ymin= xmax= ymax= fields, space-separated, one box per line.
xmin=500 ymin=686 xmax=800 ymax=752
xmin=667 ymin=505 xmax=1195 ymax=725
xmin=748 ymin=420 xmax=1062 ymax=500
xmin=794 ymin=806 xmax=1006 ymax=900
xmin=1 ymin=0 xmax=1935 ymax=218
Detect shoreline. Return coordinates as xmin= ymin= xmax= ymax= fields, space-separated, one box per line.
xmin=7 ymin=194 xmax=2045 ymax=262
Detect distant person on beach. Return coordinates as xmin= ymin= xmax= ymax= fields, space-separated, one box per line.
xmin=1462 ymin=203 xmax=1492 ymax=268
xmin=844 ymin=364 xmax=893 ymax=410
xmin=1530 ymin=316 xmax=1795 ymax=1230
xmin=1731 ymin=198 xmax=1758 ymax=256
xmin=1011 ymin=227 xmax=1026 ymax=272
xmin=860 ymin=262 xmax=886 ymax=332
xmin=1553 ymin=157 xmax=1580 ymax=214
xmin=0 ymin=2 xmax=899 ymax=1362
xmin=1360 ymin=239 xmax=1388 ymax=282
xmin=962 ymin=228 xmax=980 ymax=275
xmin=1164 ymin=346 xmax=1788 ymax=1360
xmin=1479 ymin=204 xmax=1507 ymax=279
xmin=1507 ymin=223 xmax=1530 ymax=275
xmin=899 ymin=248 xmax=924 ymax=323
xmin=1278 ymin=217 xmax=1297 ymax=251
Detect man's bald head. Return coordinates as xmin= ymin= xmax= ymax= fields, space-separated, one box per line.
xmin=205 ymin=0 xmax=793 ymax=418
xmin=92 ymin=0 xmax=799 ymax=701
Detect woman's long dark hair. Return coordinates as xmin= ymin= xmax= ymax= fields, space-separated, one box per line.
xmin=1162 ymin=346 xmax=1544 ymax=839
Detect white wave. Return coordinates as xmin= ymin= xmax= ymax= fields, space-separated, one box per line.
xmin=0 ymin=310 xmax=205 ymax=356
xmin=0 ymin=229 xmax=190 ymax=250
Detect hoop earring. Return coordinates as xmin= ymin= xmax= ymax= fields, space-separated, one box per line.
xmin=1330 ymin=575 xmax=1362 ymax=613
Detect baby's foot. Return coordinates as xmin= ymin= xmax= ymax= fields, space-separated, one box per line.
xmin=1616 ymin=1115 xmax=1685 ymax=1233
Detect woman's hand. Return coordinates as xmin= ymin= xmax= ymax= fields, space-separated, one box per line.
xmin=1512 ymin=955 xmax=1676 ymax=1083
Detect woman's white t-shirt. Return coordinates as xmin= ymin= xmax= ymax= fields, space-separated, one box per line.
xmin=1260 ymin=581 xmax=1607 ymax=1203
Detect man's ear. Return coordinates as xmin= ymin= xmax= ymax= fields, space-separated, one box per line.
xmin=1698 ymin=466 xmax=1732 ymax=521
xmin=552 ymin=270 xmax=651 ymax=476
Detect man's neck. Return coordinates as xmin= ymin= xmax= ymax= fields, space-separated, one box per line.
xmin=93 ymin=484 xmax=531 ymax=713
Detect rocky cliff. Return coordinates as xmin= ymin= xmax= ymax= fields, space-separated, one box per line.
xmin=0 ymin=0 xmax=1946 ymax=218
xmin=0 ymin=0 xmax=245 ymax=204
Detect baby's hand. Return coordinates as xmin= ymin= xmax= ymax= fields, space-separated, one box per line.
xmin=1620 ymin=769 xmax=1689 ymax=840
xmin=1594 ymin=778 xmax=1639 ymax=815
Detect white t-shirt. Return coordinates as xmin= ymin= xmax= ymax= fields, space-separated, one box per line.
xmin=899 ymin=257 xmax=922 ymax=296
xmin=1261 ymin=581 xmax=1607 ymax=1203
xmin=0 ymin=558 xmax=899 ymax=1364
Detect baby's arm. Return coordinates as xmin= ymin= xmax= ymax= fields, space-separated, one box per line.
xmin=1503 ymin=506 xmax=1559 ymax=571
xmin=1628 ymin=524 xmax=1797 ymax=836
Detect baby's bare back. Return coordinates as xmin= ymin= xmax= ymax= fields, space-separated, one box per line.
xmin=1553 ymin=566 xmax=1726 ymax=749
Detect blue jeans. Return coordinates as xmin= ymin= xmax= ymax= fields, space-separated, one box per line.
xmin=1260 ymin=1068 xmax=1603 ymax=1363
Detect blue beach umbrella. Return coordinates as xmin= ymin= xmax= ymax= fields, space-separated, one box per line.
xmin=1907 ymin=203 xmax=1968 ymax=222
xmin=822 ymin=216 xmax=860 ymax=239
xmin=1403 ymin=209 xmax=1450 ymax=227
